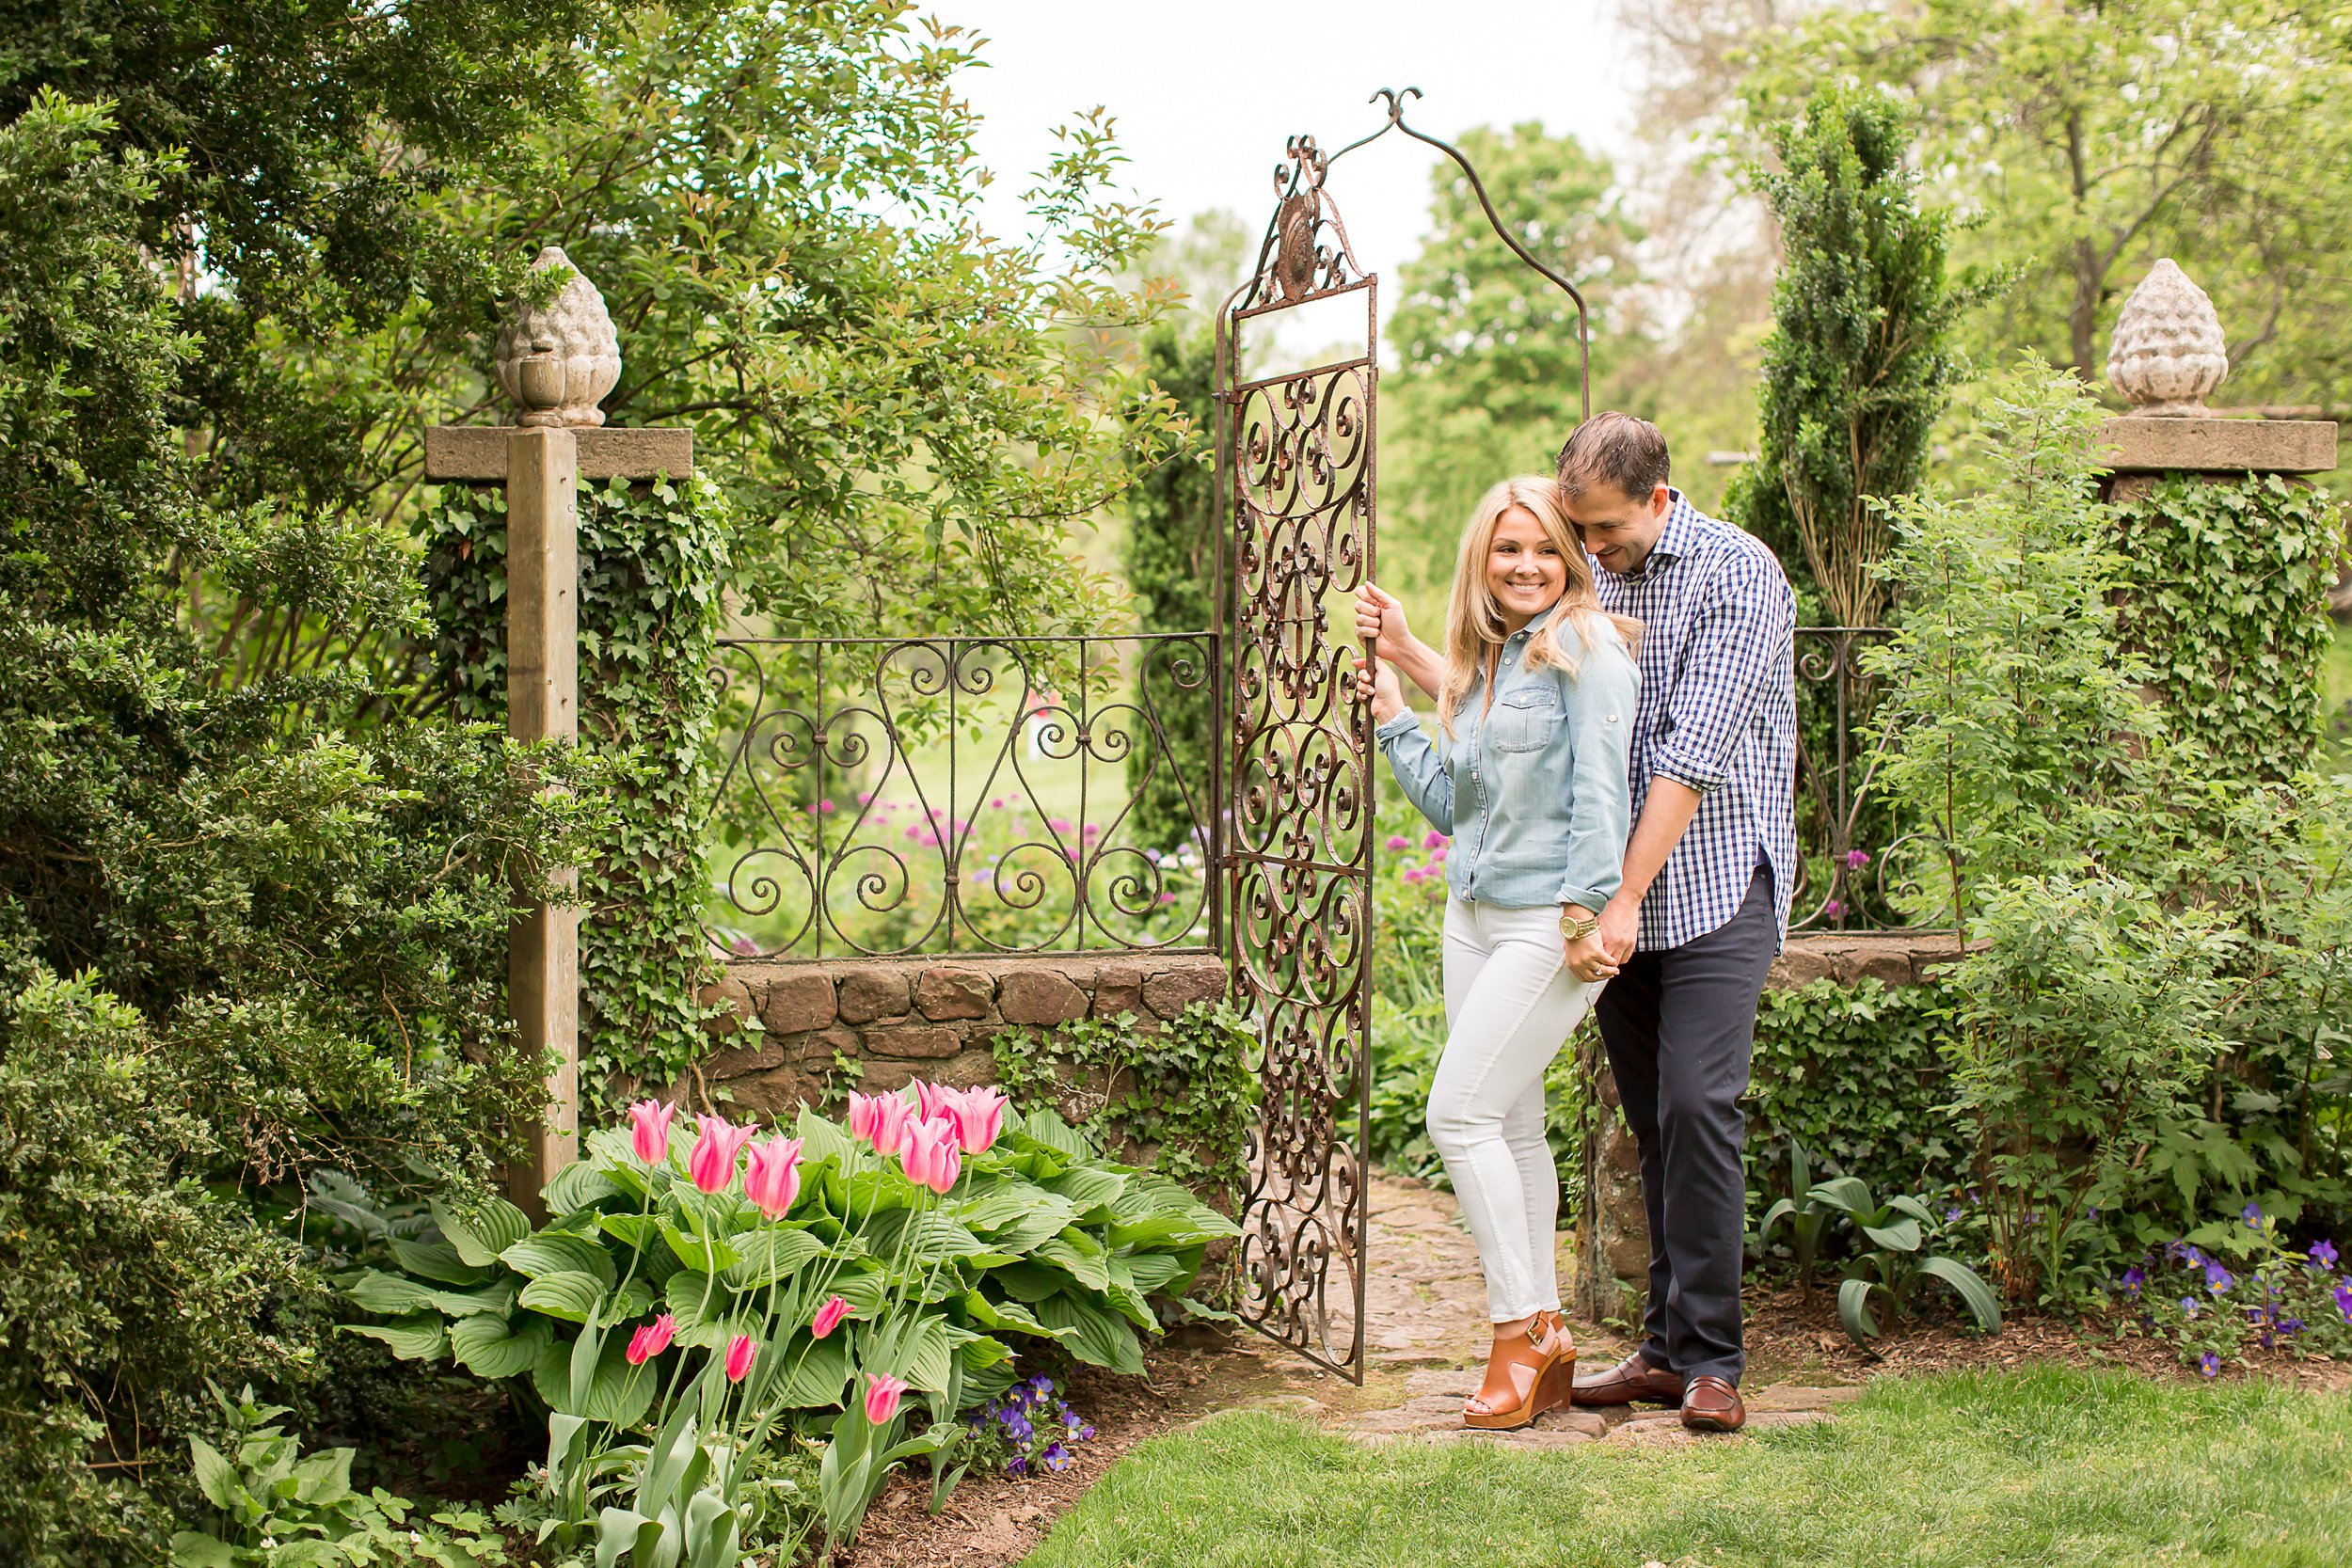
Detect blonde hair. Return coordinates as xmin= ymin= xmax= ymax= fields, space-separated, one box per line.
xmin=1438 ymin=476 xmax=1643 ymax=736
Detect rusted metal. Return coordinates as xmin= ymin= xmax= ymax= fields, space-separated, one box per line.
xmin=702 ymin=634 xmax=1217 ymax=960
xmin=1217 ymin=132 xmax=1379 ymax=1383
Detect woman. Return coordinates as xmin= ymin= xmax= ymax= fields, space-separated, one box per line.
xmin=1358 ymin=475 xmax=1640 ymax=1431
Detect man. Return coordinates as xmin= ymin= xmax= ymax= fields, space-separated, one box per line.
xmin=1356 ymin=413 xmax=1795 ymax=1433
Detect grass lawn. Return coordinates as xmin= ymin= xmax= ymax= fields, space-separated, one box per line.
xmin=1023 ymin=1368 xmax=2352 ymax=1567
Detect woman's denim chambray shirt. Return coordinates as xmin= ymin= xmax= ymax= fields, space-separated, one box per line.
xmin=1375 ymin=606 xmax=1637 ymax=913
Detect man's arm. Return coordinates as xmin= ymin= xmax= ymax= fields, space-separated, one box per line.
xmin=1596 ymin=779 xmax=1701 ymax=963
xmin=1355 ymin=585 xmax=1441 ymax=700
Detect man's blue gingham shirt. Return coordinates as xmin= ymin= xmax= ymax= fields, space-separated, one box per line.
xmin=1596 ymin=490 xmax=1797 ymax=952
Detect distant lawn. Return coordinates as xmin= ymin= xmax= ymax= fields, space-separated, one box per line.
xmin=1024 ymin=1368 xmax=2352 ymax=1567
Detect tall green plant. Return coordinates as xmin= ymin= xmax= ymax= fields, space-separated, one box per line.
xmin=1737 ymin=87 xmax=1977 ymax=629
xmin=1121 ymin=322 xmax=1218 ymax=853
xmin=1863 ymin=358 xmax=2164 ymax=942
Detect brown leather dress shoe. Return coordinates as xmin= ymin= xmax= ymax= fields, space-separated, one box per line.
xmin=1568 ymin=1352 xmax=1685 ymax=1408
xmin=1679 ymin=1374 xmax=1746 ymax=1433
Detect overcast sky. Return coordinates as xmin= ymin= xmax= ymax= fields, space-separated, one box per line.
xmin=938 ymin=0 xmax=1639 ymax=274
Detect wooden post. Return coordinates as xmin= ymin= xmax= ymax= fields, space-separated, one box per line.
xmin=421 ymin=246 xmax=691 ymax=1215
xmin=503 ymin=422 xmax=581 ymax=1212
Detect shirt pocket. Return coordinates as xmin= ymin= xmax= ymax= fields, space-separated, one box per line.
xmin=1486 ymin=687 xmax=1561 ymax=753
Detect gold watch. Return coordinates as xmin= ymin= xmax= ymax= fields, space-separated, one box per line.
xmin=1559 ymin=908 xmax=1598 ymax=942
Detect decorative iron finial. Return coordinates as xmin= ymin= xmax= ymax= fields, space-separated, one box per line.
xmin=494 ymin=246 xmax=622 ymax=428
xmin=2106 ymin=258 xmax=2228 ymax=417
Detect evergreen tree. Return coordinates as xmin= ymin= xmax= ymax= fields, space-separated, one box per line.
xmin=1736 ymin=87 xmax=1976 ymax=628
xmin=1122 ymin=321 xmax=1218 ymax=854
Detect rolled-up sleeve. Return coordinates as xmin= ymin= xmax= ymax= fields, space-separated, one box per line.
xmin=1650 ymin=552 xmax=1796 ymax=794
xmin=1375 ymin=708 xmax=1454 ymax=835
xmin=1558 ymin=645 xmax=1637 ymax=911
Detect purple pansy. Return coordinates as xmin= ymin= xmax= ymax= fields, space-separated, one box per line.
xmin=2199 ymin=1352 xmax=2219 ymax=1378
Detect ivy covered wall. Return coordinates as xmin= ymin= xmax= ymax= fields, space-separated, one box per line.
xmin=2109 ymin=473 xmax=2344 ymax=782
xmin=422 ymin=472 xmax=735 ymax=1105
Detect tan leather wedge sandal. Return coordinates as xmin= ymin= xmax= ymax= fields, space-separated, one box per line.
xmin=1463 ymin=1309 xmax=1577 ymax=1432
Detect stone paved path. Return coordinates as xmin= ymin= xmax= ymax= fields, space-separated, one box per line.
xmin=1242 ymin=1170 xmax=1858 ymax=1450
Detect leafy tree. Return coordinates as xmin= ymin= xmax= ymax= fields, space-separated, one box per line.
xmin=1382 ymin=123 xmax=1642 ymax=602
xmin=1737 ymin=0 xmax=2352 ymax=417
xmin=1735 ymin=87 xmax=1977 ymax=630
xmin=0 ymin=95 xmax=595 ymax=1560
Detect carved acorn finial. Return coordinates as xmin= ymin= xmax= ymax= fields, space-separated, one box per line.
xmin=2106 ymin=259 xmax=2228 ymax=417
xmin=494 ymin=246 xmax=622 ymax=428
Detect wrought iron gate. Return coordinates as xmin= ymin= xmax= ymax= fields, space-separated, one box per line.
xmin=1218 ymin=132 xmax=1380 ymax=1381
xmin=1215 ymin=90 xmax=1596 ymax=1381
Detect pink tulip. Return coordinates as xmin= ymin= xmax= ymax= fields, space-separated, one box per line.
xmin=900 ymin=1115 xmax=962 ymax=1195
xmin=811 ymin=1294 xmax=851 ymax=1339
xmin=724 ymin=1333 xmax=757 ymax=1384
xmin=628 ymin=1099 xmax=676 ymax=1164
xmin=625 ymin=1313 xmax=677 ymax=1366
xmin=865 ymin=1371 xmax=910 ymax=1425
xmin=850 ymin=1089 xmax=911 ymax=1157
xmin=743 ymin=1135 xmax=803 ymax=1219
xmin=946 ymin=1086 xmax=1007 ymax=1155
xmin=687 ymin=1114 xmax=755 ymax=1195
xmin=914 ymin=1080 xmax=956 ymax=1123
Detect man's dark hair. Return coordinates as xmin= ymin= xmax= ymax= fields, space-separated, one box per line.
xmin=1556 ymin=411 xmax=1671 ymax=499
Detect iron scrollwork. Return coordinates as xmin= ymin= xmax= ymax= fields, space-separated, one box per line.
xmin=702 ymin=634 xmax=1217 ymax=960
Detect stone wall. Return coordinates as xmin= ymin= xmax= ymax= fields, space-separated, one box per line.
xmin=1569 ymin=929 xmax=1965 ymax=1322
xmin=679 ymin=953 xmax=1229 ymax=1127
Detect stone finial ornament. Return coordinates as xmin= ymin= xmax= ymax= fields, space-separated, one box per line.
xmin=2106 ymin=258 xmax=2228 ymax=416
xmin=494 ymin=246 xmax=622 ymax=428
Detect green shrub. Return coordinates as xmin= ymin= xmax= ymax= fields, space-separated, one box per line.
xmin=1747 ymin=978 xmax=1963 ymax=1214
xmin=0 ymin=96 xmax=598 ymax=1560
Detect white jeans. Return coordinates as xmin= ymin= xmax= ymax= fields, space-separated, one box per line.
xmin=1431 ymin=896 xmax=1603 ymax=1323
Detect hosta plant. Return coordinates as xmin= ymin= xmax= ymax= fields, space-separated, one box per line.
xmin=342 ymin=1082 xmax=1234 ymax=1560
xmin=1806 ymin=1176 xmax=2003 ymax=1347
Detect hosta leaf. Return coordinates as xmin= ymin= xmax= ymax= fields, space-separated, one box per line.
xmin=433 ymin=1197 xmax=532 ymax=1268
xmin=794 ymin=1107 xmax=853 ymax=1167
xmin=547 ymin=1161 xmax=623 ymax=1214
xmin=772 ymin=1333 xmax=850 ymax=1408
xmin=343 ymin=1268 xmax=438 ymax=1317
xmin=342 ymin=1314 xmax=448 ymax=1362
xmin=1035 ymin=1291 xmax=1144 ymax=1374
xmin=1037 ymin=1235 xmax=1109 ymax=1293
xmin=955 ymin=1330 xmax=1013 ymax=1373
xmin=503 ymin=1231 xmax=618 ymax=1288
xmin=982 ymin=1261 xmax=1075 ymax=1304
xmin=961 ymin=1290 xmax=1060 ymax=1339
xmin=1047 ymin=1167 xmax=1127 ymax=1219
xmin=1013 ymin=1107 xmax=1094 ymax=1162
xmin=386 ymin=1239 xmax=488 ymax=1287
xmin=1116 ymin=1252 xmax=1188 ymax=1296
xmin=423 ymin=1277 xmax=519 ymax=1319
xmin=1101 ymin=1258 xmax=1153 ymax=1328
xmin=518 ymin=1271 xmax=611 ymax=1324
xmin=583 ymin=1341 xmax=659 ymax=1429
xmin=661 ymin=1220 xmax=740 ymax=1274
xmin=451 ymin=1312 xmax=554 ymax=1379
xmin=723 ymin=1227 xmax=823 ymax=1290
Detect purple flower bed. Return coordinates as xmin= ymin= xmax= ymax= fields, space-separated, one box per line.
xmin=2115 ymin=1207 xmax=2352 ymax=1374
xmin=965 ymin=1374 xmax=1097 ymax=1477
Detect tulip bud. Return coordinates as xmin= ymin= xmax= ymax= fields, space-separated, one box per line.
xmin=628 ymin=1099 xmax=677 ymax=1165
xmin=744 ymin=1135 xmax=804 ymax=1220
xmin=811 ymin=1294 xmax=851 ymax=1339
xmin=724 ymin=1333 xmax=757 ymax=1384
xmin=687 ymin=1114 xmax=755 ymax=1196
xmin=946 ymin=1085 xmax=1007 ymax=1155
xmin=865 ymin=1370 xmax=910 ymax=1424
xmin=625 ymin=1312 xmax=678 ymax=1366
